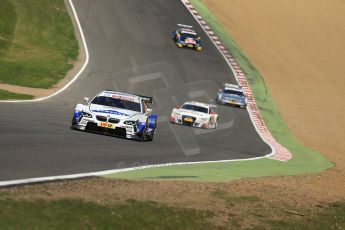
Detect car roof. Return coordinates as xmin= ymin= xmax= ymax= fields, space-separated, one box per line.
xmin=183 ymin=101 xmax=216 ymax=109
xmin=223 ymin=83 xmax=243 ymax=92
xmin=98 ymin=90 xmax=141 ymax=103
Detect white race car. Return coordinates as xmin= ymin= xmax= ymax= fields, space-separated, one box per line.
xmin=169 ymin=101 xmax=218 ymax=129
xmin=71 ymin=90 xmax=157 ymax=141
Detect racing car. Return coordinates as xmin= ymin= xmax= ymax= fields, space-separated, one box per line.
xmin=216 ymin=83 xmax=247 ymax=108
xmin=169 ymin=101 xmax=218 ymax=129
xmin=71 ymin=90 xmax=157 ymax=141
xmin=172 ymin=24 xmax=202 ymax=51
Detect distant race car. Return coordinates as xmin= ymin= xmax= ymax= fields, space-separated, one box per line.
xmin=216 ymin=83 xmax=247 ymax=108
xmin=71 ymin=90 xmax=157 ymax=141
xmin=169 ymin=101 xmax=218 ymax=129
xmin=172 ymin=24 xmax=202 ymax=51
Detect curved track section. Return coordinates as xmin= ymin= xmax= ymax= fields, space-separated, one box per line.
xmin=0 ymin=0 xmax=271 ymax=182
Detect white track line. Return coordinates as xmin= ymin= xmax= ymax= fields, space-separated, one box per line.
xmin=0 ymin=156 xmax=269 ymax=187
xmin=0 ymin=0 xmax=89 ymax=103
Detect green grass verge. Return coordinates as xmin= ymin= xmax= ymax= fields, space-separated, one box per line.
xmin=105 ymin=0 xmax=332 ymax=181
xmin=0 ymin=199 xmax=213 ymax=229
xmin=0 ymin=198 xmax=344 ymax=229
xmin=0 ymin=0 xmax=78 ymax=89
xmin=210 ymin=191 xmax=260 ymax=208
xmin=0 ymin=89 xmax=33 ymax=100
xmin=257 ymin=202 xmax=345 ymax=230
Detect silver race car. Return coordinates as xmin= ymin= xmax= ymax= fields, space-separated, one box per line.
xmin=216 ymin=83 xmax=247 ymax=108
xmin=169 ymin=101 xmax=218 ymax=129
xmin=71 ymin=90 xmax=157 ymax=141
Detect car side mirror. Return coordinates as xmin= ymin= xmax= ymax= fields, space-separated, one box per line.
xmin=84 ymin=97 xmax=89 ymax=103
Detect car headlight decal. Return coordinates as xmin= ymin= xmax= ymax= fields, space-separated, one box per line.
xmin=174 ymin=111 xmax=181 ymax=116
xmin=124 ymin=120 xmax=137 ymax=125
xmin=82 ymin=111 xmax=92 ymax=118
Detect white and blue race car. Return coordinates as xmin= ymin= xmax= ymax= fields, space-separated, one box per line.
xmin=172 ymin=24 xmax=202 ymax=51
xmin=216 ymin=83 xmax=247 ymax=109
xmin=71 ymin=90 xmax=157 ymax=141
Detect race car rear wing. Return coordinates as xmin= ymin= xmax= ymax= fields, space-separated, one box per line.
xmin=189 ymin=101 xmax=217 ymax=108
xmin=139 ymin=95 xmax=154 ymax=104
xmin=177 ymin=24 xmax=193 ymax=29
xmin=223 ymin=83 xmax=242 ymax=90
xmin=104 ymin=90 xmax=153 ymax=103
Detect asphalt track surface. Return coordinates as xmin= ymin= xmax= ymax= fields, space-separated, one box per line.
xmin=0 ymin=0 xmax=271 ymax=181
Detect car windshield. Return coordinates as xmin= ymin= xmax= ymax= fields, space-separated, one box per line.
xmin=223 ymin=89 xmax=244 ymax=97
xmin=182 ymin=104 xmax=208 ymax=113
xmin=91 ymin=96 xmax=141 ymax=112
xmin=181 ymin=33 xmax=197 ymax=40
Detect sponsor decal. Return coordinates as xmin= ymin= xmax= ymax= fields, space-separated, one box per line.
xmin=98 ymin=122 xmax=116 ymax=129
xmin=92 ymin=109 xmax=129 ymax=116
xmin=184 ymin=117 xmax=193 ymax=122
xmin=111 ymin=95 xmax=135 ymax=102
xmin=101 ymin=92 xmax=137 ymax=102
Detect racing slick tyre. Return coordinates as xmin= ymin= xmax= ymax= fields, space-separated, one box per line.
xmin=142 ymin=127 xmax=155 ymax=142
xmin=215 ymin=98 xmax=224 ymax=105
xmin=196 ymin=46 xmax=202 ymax=51
xmin=147 ymin=129 xmax=155 ymax=141
xmin=139 ymin=124 xmax=148 ymax=142
xmin=139 ymin=118 xmax=156 ymax=142
xmin=177 ymin=43 xmax=183 ymax=48
xmin=71 ymin=119 xmax=81 ymax=130
xmin=209 ymin=118 xmax=218 ymax=129
xmin=146 ymin=115 xmax=157 ymax=141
